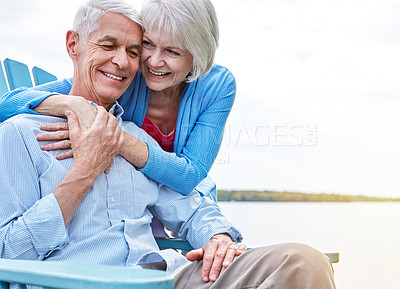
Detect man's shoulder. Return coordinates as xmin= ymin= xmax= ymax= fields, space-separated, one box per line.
xmin=1 ymin=114 xmax=65 ymax=136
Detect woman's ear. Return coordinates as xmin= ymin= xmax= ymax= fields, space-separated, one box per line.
xmin=66 ymin=30 xmax=79 ymax=60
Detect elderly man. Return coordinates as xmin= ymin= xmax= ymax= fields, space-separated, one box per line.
xmin=0 ymin=1 xmax=336 ymax=288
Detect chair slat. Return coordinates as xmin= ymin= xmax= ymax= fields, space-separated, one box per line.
xmin=0 ymin=61 xmax=9 ymax=95
xmin=32 ymin=66 xmax=57 ymax=85
xmin=3 ymin=58 xmax=33 ymax=90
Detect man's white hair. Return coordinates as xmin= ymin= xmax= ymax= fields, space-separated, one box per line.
xmin=73 ymin=0 xmax=142 ymax=44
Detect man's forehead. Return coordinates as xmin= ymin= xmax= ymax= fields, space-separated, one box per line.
xmin=91 ymin=13 xmax=142 ymax=41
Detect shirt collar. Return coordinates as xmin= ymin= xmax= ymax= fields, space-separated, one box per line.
xmin=108 ymin=101 xmax=125 ymax=120
xmin=88 ymin=101 xmax=125 ymax=120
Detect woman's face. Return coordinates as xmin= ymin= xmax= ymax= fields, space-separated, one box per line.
xmin=140 ymin=29 xmax=194 ymax=92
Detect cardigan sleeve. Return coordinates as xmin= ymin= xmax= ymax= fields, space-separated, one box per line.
xmin=0 ymin=67 xmax=236 ymax=197
xmin=139 ymin=66 xmax=236 ymax=195
xmin=0 ymin=78 xmax=73 ymax=122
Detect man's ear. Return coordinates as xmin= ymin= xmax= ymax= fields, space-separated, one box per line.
xmin=66 ymin=30 xmax=80 ymax=60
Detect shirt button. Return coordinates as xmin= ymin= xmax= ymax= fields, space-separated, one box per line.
xmin=111 ymin=197 xmax=116 ymax=203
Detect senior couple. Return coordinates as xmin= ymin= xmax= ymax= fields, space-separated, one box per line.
xmin=0 ymin=0 xmax=336 ymax=288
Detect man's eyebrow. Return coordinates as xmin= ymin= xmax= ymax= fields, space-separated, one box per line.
xmin=98 ymin=35 xmax=118 ymax=43
xmin=98 ymin=35 xmax=141 ymax=51
xmin=127 ymin=43 xmax=142 ymax=51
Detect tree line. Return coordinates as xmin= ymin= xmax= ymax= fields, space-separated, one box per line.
xmin=217 ymin=190 xmax=400 ymax=202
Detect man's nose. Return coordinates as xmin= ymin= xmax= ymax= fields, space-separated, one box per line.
xmin=112 ymin=48 xmax=130 ymax=69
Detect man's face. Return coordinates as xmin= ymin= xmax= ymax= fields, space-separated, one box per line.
xmin=72 ymin=12 xmax=142 ymax=109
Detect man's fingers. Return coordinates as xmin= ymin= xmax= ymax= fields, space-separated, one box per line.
xmin=222 ymin=243 xmax=238 ymax=268
xmin=104 ymin=160 xmax=114 ymax=174
xmin=236 ymin=243 xmax=247 ymax=256
xmin=201 ymin=239 xmax=219 ymax=282
xmin=65 ymin=110 xmax=81 ymax=140
xmin=186 ymin=248 xmax=204 ymax=262
xmin=93 ymin=106 xmax=109 ymax=128
xmin=208 ymin=242 xmax=230 ymax=282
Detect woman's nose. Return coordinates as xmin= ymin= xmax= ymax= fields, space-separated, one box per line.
xmin=147 ymin=50 xmax=165 ymax=67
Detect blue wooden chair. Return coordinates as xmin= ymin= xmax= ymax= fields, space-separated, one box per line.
xmin=0 ymin=259 xmax=173 ymax=289
xmin=0 ymin=58 xmax=339 ymax=288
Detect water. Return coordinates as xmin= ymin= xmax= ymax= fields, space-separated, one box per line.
xmin=218 ymin=202 xmax=400 ymax=289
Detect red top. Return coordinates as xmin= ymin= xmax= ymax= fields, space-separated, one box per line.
xmin=141 ymin=116 xmax=175 ymax=153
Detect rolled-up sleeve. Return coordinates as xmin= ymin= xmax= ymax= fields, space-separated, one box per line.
xmin=150 ymin=186 xmax=242 ymax=249
xmin=0 ymin=121 xmax=68 ymax=260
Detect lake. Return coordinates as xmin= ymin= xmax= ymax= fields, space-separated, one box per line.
xmin=218 ymin=202 xmax=400 ymax=289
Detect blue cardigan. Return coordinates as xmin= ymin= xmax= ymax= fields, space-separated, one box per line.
xmin=0 ymin=64 xmax=236 ymax=196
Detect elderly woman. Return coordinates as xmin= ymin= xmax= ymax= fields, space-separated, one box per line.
xmin=0 ymin=0 xmax=234 ymax=206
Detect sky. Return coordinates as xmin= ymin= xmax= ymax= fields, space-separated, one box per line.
xmin=1 ymin=0 xmax=400 ymax=197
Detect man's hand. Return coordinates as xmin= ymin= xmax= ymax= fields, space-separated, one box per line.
xmin=53 ymin=107 xmax=124 ymax=226
xmin=186 ymin=234 xmax=247 ymax=283
xmin=67 ymin=106 xmax=124 ymax=178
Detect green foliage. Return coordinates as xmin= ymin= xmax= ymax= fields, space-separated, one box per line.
xmin=217 ymin=190 xmax=400 ymax=202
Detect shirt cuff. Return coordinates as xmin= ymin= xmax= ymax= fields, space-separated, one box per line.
xmin=23 ymin=194 xmax=69 ymax=258
xmin=190 ymin=220 xmax=243 ymax=249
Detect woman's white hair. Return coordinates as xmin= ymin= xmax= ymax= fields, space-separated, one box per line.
xmin=73 ymin=0 xmax=142 ymax=44
xmin=141 ymin=0 xmax=219 ymax=82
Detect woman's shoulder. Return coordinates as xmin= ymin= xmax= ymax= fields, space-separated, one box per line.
xmin=203 ymin=64 xmax=235 ymax=82
xmin=193 ymin=64 xmax=236 ymax=93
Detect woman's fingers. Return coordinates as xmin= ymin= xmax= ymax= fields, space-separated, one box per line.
xmin=39 ymin=122 xmax=69 ymax=131
xmin=55 ymin=149 xmax=74 ymax=160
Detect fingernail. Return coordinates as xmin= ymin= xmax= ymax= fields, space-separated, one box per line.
xmin=211 ymin=274 xmax=217 ymax=281
xmin=203 ymin=276 xmax=209 ymax=282
xmin=223 ymin=261 xmax=229 ymax=267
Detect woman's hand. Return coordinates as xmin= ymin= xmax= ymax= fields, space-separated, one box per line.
xmin=35 ymin=94 xmax=97 ymax=130
xmin=186 ymin=234 xmax=247 ymax=283
xmin=36 ymin=95 xmax=98 ymax=160
xmin=38 ymin=122 xmax=72 ymax=160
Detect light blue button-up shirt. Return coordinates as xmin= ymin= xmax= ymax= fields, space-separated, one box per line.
xmin=0 ymin=102 xmax=242 ymax=288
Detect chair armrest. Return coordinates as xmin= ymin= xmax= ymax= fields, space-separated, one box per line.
xmin=155 ymin=238 xmax=339 ymax=263
xmin=156 ymin=238 xmax=194 ymax=251
xmin=0 ymin=259 xmax=173 ymax=289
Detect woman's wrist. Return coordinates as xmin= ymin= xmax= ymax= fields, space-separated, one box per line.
xmin=120 ymin=131 xmax=149 ymax=169
xmin=34 ymin=94 xmax=85 ymax=117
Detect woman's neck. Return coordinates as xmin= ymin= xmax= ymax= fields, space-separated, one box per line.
xmin=146 ymin=83 xmax=187 ymax=135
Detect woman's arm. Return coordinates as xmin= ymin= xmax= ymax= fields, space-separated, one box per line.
xmin=139 ymin=66 xmax=236 ymax=195
xmin=0 ymin=78 xmax=73 ymax=122
xmin=1 ymin=67 xmax=236 ymax=196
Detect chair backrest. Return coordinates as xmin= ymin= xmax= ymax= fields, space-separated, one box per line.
xmin=32 ymin=66 xmax=57 ymax=86
xmin=3 ymin=58 xmax=33 ymax=90
xmin=0 ymin=61 xmax=9 ymax=95
xmin=1 ymin=58 xmax=58 ymax=93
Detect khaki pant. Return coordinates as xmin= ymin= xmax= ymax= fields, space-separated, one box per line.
xmin=175 ymin=243 xmax=336 ymax=289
